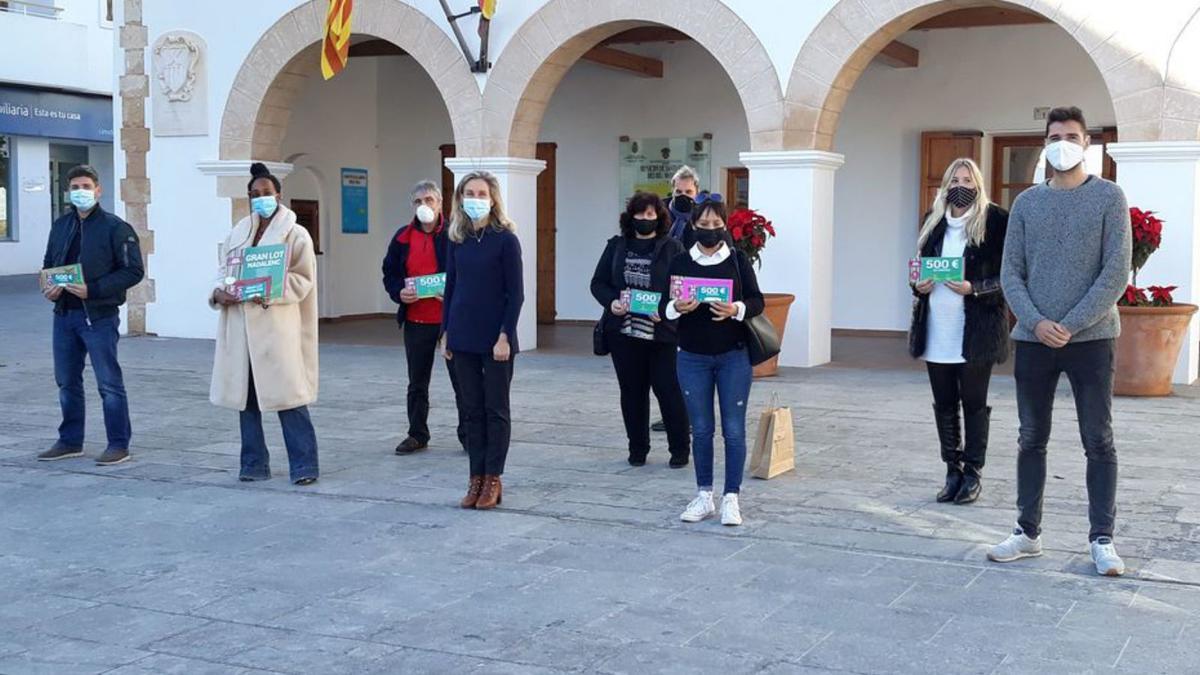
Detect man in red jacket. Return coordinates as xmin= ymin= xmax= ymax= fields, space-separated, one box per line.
xmin=382 ymin=180 xmax=466 ymax=454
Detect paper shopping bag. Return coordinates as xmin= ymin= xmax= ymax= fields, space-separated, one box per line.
xmin=749 ymin=404 xmax=795 ymax=479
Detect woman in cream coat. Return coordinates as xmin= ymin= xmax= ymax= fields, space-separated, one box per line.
xmin=210 ymin=162 xmax=320 ymax=485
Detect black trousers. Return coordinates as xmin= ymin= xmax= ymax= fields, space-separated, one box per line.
xmin=404 ymin=322 xmax=466 ymax=447
xmin=927 ymin=360 xmax=994 ymax=472
xmin=609 ymin=332 xmax=690 ymax=460
xmin=926 ymin=361 xmax=994 ymax=416
xmin=453 ymin=351 xmax=514 ymax=476
xmin=1014 ymin=340 xmax=1117 ymax=541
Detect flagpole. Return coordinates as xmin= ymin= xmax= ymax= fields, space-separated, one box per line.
xmin=438 ymin=0 xmax=477 ymax=72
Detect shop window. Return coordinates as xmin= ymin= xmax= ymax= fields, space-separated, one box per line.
xmin=0 ymin=136 xmax=11 ymax=240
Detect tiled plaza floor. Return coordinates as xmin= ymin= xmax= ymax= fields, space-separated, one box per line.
xmin=1 ymin=275 xmax=1198 ymax=674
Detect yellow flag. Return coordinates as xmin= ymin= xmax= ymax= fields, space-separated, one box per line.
xmin=321 ymin=0 xmax=353 ymax=80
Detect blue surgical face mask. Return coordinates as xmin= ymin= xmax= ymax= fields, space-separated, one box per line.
xmin=462 ymin=197 xmax=491 ymax=221
xmin=70 ymin=189 xmax=97 ymax=211
xmin=251 ymin=195 xmax=278 ymax=219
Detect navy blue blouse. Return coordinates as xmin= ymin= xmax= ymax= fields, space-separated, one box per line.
xmin=443 ymin=226 xmax=524 ymax=354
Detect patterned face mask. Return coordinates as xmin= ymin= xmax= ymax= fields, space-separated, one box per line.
xmin=946 ymin=186 xmax=977 ymax=209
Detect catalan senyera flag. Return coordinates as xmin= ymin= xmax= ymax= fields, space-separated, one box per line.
xmin=478 ymin=0 xmax=496 ymax=20
xmin=321 ymin=0 xmax=353 ymax=80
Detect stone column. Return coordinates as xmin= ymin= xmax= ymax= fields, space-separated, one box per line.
xmin=119 ymin=0 xmax=154 ymax=334
xmin=1108 ymin=141 xmax=1200 ymax=385
xmin=443 ymin=157 xmax=546 ymax=352
xmin=739 ymin=150 xmax=845 ymax=368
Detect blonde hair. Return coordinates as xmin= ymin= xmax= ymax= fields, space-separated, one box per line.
xmin=448 ymin=171 xmax=516 ymax=243
xmin=918 ymin=158 xmax=990 ymax=249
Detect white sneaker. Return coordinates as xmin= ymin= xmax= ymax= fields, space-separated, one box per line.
xmin=1090 ymin=537 xmax=1126 ymax=577
xmin=680 ymin=491 xmax=715 ymax=523
xmin=987 ymin=527 xmax=1043 ymax=563
xmin=720 ymin=493 xmax=743 ymax=526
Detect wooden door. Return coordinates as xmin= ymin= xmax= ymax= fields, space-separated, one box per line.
xmin=438 ymin=144 xmax=456 ymax=218
xmin=290 ymin=199 xmax=321 ymax=254
xmin=991 ymin=127 xmax=1118 ymax=210
xmin=919 ymin=131 xmax=982 ymax=220
xmin=535 ymin=142 xmax=557 ymax=325
xmin=726 ymin=167 xmax=749 ymax=209
xmin=438 ymin=142 xmax=558 ymax=325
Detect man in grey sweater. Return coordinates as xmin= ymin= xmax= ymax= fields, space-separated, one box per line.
xmin=989 ymin=107 xmax=1132 ymax=576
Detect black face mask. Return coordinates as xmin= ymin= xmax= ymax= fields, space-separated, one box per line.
xmin=670 ymin=195 xmax=694 ymax=215
xmin=946 ymin=186 xmax=977 ymax=209
xmin=632 ymin=218 xmax=657 ymax=236
xmin=695 ymin=227 xmax=726 ymax=248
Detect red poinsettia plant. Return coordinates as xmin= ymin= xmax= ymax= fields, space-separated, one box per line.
xmin=1119 ymin=207 xmax=1176 ymax=306
xmin=727 ymin=207 xmax=775 ymax=268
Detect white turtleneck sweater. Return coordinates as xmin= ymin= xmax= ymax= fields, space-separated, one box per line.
xmin=923 ymin=210 xmax=970 ymax=364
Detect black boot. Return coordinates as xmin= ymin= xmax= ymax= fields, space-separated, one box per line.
xmin=956 ymin=407 xmax=990 ymax=505
xmin=933 ymin=404 xmax=963 ymax=503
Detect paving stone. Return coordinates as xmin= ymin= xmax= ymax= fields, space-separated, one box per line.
xmin=35 ymin=603 xmax=211 ymax=650
xmin=2 ymin=273 xmax=1199 ymax=673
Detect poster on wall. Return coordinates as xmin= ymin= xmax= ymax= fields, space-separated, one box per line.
xmin=618 ymin=136 xmax=711 ymax=211
xmin=341 ymin=168 xmax=368 ymax=234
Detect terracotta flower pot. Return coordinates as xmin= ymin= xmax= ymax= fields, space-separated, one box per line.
xmin=1114 ymin=303 xmax=1198 ymax=396
xmin=752 ymin=293 xmax=795 ymax=378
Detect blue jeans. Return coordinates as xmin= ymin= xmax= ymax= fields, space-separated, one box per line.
xmin=53 ymin=310 xmax=131 ymax=451
xmin=239 ymin=370 xmax=319 ymax=483
xmin=676 ymin=348 xmax=752 ymax=494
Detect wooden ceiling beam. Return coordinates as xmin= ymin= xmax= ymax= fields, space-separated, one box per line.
xmin=599 ymin=27 xmax=691 ymax=46
xmin=348 ymin=39 xmax=407 ymax=58
xmin=581 ymin=46 xmax=664 ymax=78
xmin=875 ymin=40 xmax=919 ymax=69
xmin=914 ymin=7 xmax=1050 ymax=30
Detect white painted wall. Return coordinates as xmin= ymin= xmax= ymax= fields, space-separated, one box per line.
xmin=544 ymin=41 xmax=750 ymax=321
xmin=130 ymin=0 xmax=1180 ymax=340
xmin=277 ymin=55 xmax=452 ymax=319
xmin=0 ymin=0 xmax=114 ymax=95
xmin=831 ymin=24 xmax=1117 ymax=331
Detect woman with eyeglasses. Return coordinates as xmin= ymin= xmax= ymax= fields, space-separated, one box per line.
xmin=666 ymin=192 xmax=764 ymax=526
xmin=591 ymin=191 xmax=690 ymax=468
xmin=909 ymin=158 xmax=1009 ymax=505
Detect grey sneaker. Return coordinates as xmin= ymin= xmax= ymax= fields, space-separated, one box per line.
xmin=37 ymin=444 xmax=84 ymax=461
xmin=1090 ymin=537 xmax=1125 ymax=577
xmin=95 ymin=448 xmax=130 ymax=466
xmin=987 ymin=527 xmax=1043 ymax=563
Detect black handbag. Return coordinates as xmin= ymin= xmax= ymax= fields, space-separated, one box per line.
xmin=593 ymin=320 xmax=609 ymax=356
xmin=730 ymin=251 xmax=781 ymax=366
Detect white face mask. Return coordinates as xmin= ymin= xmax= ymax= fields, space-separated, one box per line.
xmin=415 ymin=204 xmax=437 ymax=224
xmin=1046 ymin=140 xmax=1085 ymax=172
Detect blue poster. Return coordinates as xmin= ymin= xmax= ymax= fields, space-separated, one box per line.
xmin=341 ymin=168 xmax=368 ymax=234
xmin=0 ymin=86 xmax=113 ymax=142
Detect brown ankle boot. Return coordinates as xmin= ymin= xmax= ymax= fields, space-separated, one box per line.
xmin=475 ymin=475 xmax=503 ymax=510
xmin=460 ymin=476 xmax=484 ymax=509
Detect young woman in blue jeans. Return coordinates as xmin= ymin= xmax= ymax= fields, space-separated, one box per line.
xmin=665 ymin=195 xmax=764 ymax=526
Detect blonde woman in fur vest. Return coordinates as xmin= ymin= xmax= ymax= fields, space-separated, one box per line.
xmin=908 ymin=158 xmax=1009 ymax=506
xmin=209 ymin=162 xmax=320 ymax=485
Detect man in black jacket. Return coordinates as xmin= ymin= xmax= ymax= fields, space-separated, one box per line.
xmin=38 ymin=165 xmax=145 ymax=465
xmin=381 ymin=180 xmax=466 ymax=455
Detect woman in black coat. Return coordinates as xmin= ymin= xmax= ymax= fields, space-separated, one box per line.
xmin=909 ymin=158 xmax=1009 ymax=505
xmin=591 ymin=192 xmax=690 ymax=468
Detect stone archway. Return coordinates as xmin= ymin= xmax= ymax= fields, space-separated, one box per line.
xmin=1163 ymin=7 xmax=1200 ymax=141
xmin=481 ymin=0 xmax=785 ymax=158
xmin=782 ymin=0 xmax=1198 ymax=150
xmin=218 ymin=0 xmax=482 ymax=164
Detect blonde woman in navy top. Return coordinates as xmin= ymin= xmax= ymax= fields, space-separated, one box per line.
xmin=442 ymin=171 xmax=524 ymax=511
